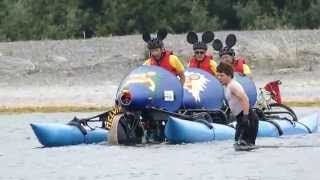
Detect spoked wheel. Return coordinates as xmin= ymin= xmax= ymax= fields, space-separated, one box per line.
xmin=263 ymin=103 xmax=298 ymax=121
xmin=108 ymin=114 xmax=143 ymax=145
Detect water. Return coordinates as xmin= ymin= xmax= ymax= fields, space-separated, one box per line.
xmin=0 ymin=108 xmax=320 ymax=180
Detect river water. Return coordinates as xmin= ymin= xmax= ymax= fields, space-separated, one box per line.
xmin=0 ymin=108 xmax=319 ymax=180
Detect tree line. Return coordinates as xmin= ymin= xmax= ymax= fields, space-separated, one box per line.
xmin=0 ymin=0 xmax=320 ymax=41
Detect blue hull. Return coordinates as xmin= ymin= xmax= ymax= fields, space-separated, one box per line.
xmin=165 ymin=113 xmax=319 ymax=144
xmin=31 ymin=123 xmax=108 ymax=147
xmin=32 ymin=113 xmax=319 ymax=147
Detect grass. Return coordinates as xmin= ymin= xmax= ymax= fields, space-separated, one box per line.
xmin=0 ymin=106 xmax=111 ymax=114
xmin=0 ymin=100 xmax=319 ymax=113
xmin=282 ymin=100 xmax=320 ymax=107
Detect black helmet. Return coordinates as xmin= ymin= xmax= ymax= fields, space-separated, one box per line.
xmin=147 ymin=38 xmax=164 ymax=49
xmin=219 ymin=47 xmax=235 ymax=57
xmin=193 ymin=42 xmax=207 ymax=50
xmin=143 ymin=29 xmax=168 ymax=50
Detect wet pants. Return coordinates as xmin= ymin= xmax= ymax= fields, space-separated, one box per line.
xmin=235 ymin=109 xmax=259 ymax=145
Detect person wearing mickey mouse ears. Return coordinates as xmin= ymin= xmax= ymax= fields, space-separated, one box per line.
xmin=186 ymin=31 xmax=217 ymax=76
xmin=142 ymin=29 xmax=185 ymax=85
xmin=213 ymin=34 xmax=252 ymax=77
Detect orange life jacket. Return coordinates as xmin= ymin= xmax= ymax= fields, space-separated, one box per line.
xmin=233 ymin=57 xmax=246 ymax=74
xmin=149 ymin=51 xmax=178 ymax=75
xmin=189 ymin=55 xmax=214 ymax=75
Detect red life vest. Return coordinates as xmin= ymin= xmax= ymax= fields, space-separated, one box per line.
xmin=233 ymin=57 xmax=246 ymax=74
xmin=189 ymin=55 xmax=215 ymax=75
xmin=149 ymin=51 xmax=178 ymax=75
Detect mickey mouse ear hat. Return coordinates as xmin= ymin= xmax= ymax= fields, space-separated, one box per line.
xmin=187 ymin=31 xmax=214 ymax=50
xmin=212 ymin=33 xmax=237 ymax=57
xmin=142 ymin=29 xmax=168 ymax=49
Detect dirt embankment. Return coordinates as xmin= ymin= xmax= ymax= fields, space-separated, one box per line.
xmin=1 ymin=30 xmax=320 ymax=112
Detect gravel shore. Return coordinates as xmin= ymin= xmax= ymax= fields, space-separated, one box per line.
xmin=1 ymin=30 xmax=319 ymax=110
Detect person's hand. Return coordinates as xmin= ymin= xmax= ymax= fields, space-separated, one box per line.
xmin=239 ymin=72 xmax=246 ymax=76
xmin=241 ymin=114 xmax=250 ymax=128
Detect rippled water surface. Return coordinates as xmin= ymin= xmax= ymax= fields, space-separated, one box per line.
xmin=0 ymin=108 xmax=319 ymax=180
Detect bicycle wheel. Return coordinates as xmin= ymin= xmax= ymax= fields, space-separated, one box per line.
xmin=263 ymin=103 xmax=298 ymax=121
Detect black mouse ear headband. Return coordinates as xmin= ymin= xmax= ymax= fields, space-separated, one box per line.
xmin=212 ymin=33 xmax=237 ymax=51
xmin=142 ymin=29 xmax=168 ymax=42
xmin=186 ymin=31 xmax=214 ymax=45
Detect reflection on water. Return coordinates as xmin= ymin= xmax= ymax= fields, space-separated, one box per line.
xmin=0 ymin=108 xmax=319 ymax=180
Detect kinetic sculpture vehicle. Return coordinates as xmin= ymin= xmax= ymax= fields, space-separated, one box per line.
xmin=31 ymin=66 xmax=319 ymax=147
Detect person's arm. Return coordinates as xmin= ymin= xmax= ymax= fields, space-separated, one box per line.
xmin=243 ymin=64 xmax=253 ymax=79
xmin=143 ymin=59 xmax=151 ymax=65
xmin=187 ymin=55 xmax=193 ymax=67
xmin=209 ymin=60 xmax=217 ymax=76
xmin=231 ymin=85 xmax=249 ymax=115
xmin=178 ymin=72 xmax=185 ymax=85
xmin=169 ymin=55 xmax=185 ymax=85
